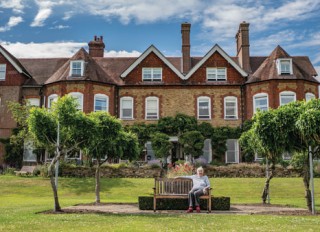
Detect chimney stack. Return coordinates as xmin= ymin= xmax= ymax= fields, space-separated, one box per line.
xmin=181 ymin=22 xmax=191 ymax=74
xmin=236 ymin=22 xmax=251 ymax=73
xmin=88 ymin=36 xmax=105 ymax=57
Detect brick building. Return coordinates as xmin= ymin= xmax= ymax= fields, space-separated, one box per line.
xmin=0 ymin=22 xmax=318 ymax=166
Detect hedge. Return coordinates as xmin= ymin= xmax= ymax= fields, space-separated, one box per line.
xmin=138 ymin=196 xmax=230 ymax=210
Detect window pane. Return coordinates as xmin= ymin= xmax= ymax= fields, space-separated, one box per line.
xmin=95 ymin=97 xmax=107 ymax=111
xmin=153 ymin=68 xmax=162 ymax=80
xmin=71 ymin=61 xmax=82 ymax=76
xmin=280 ymin=93 xmax=295 ymax=105
xmin=122 ymin=109 xmax=132 ymax=118
xmin=217 ymin=68 xmax=226 ymax=80
xmin=198 ymin=99 xmax=210 ymax=118
xmin=146 ymin=99 xmax=158 ymax=119
xmin=143 ymin=69 xmax=152 ymax=80
xmin=121 ymin=98 xmax=133 ymax=119
xmin=122 ymin=99 xmax=132 ymax=108
xmin=226 ymin=139 xmax=238 ymax=163
xmin=280 ymin=60 xmax=290 ymax=73
xmin=0 ymin=64 xmax=6 ymax=80
xmin=225 ymin=99 xmax=236 ymax=118
xmin=255 ymin=96 xmax=268 ymax=111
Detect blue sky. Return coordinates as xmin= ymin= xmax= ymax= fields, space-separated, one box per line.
xmin=0 ymin=0 xmax=319 ymax=76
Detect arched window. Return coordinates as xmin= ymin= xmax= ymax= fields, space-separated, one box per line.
xmin=120 ymin=97 xmax=133 ymax=119
xmin=305 ymin=92 xmax=315 ymax=102
xmin=26 ymin=98 xmax=40 ymax=107
xmin=253 ymin=93 xmax=268 ymax=113
xmin=280 ymin=91 xmax=296 ymax=106
xmin=94 ymin=94 xmax=109 ymax=112
xmin=145 ymin=96 xmax=159 ymax=120
xmin=68 ymin=92 xmax=84 ymax=111
xmin=48 ymin=94 xmax=58 ymax=108
xmin=224 ymin=96 xmax=238 ymax=119
xmin=197 ymin=96 xmax=211 ymax=119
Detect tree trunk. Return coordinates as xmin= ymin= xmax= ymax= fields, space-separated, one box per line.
xmin=261 ymin=161 xmax=275 ymax=204
xmin=303 ymin=152 xmax=312 ymax=212
xmin=95 ymin=161 xmax=101 ymax=204
xmin=48 ymin=154 xmax=62 ymax=212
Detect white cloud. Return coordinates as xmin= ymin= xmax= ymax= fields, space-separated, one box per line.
xmin=31 ymin=8 xmax=52 ymax=27
xmin=104 ymin=50 xmax=141 ymax=57
xmin=0 ymin=16 xmax=23 ymax=32
xmin=49 ymin=25 xmax=70 ymax=29
xmin=1 ymin=41 xmax=87 ymax=58
xmin=0 ymin=0 xmax=24 ymax=13
xmin=315 ymin=66 xmax=320 ymax=77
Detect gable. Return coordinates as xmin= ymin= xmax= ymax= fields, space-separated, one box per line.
xmin=0 ymin=53 xmax=28 ymax=86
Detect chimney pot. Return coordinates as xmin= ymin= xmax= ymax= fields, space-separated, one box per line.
xmin=88 ymin=35 xmax=105 ymax=57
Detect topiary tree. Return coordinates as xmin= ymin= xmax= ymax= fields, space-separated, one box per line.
xmin=179 ymin=131 xmax=205 ymax=161
xmin=151 ymin=132 xmax=173 ymax=165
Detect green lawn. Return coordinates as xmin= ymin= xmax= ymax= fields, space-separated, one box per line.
xmin=0 ymin=175 xmax=320 ymax=231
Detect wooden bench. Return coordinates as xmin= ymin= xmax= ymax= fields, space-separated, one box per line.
xmin=153 ymin=178 xmax=212 ymax=212
xmin=14 ymin=166 xmax=36 ymax=176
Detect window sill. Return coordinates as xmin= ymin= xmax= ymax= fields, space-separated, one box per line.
xmin=120 ymin=118 xmax=135 ymax=120
xmin=224 ymin=118 xmax=238 ymax=120
xmin=197 ymin=118 xmax=211 ymax=120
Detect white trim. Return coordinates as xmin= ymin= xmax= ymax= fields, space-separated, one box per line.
xmin=185 ymin=44 xmax=247 ymax=80
xmin=47 ymin=94 xmax=58 ymax=108
xmin=224 ymin=96 xmax=238 ymax=119
xmin=276 ymin=58 xmax=293 ymax=75
xmin=142 ymin=67 xmax=162 ymax=81
xmin=197 ymin=96 xmax=211 ymax=120
xmin=120 ymin=96 xmax=134 ymax=119
xmin=279 ymin=91 xmax=296 ymax=106
xmin=69 ymin=60 xmax=85 ymax=77
xmin=68 ymin=92 xmax=84 ymax=111
xmin=206 ymin=67 xmax=227 ymax=81
xmin=94 ymin=94 xmax=109 ymax=112
xmin=305 ymin=92 xmax=315 ymax=102
xmin=253 ymin=93 xmax=269 ymax=113
xmin=145 ymin=96 xmax=159 ymax=120
xmin=121 ymin=45 xmax=184 ymax=79
xmin=225 ymin=139 xmax=239 ymax=164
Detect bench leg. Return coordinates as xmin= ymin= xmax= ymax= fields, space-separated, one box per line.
xmin=208 ymin=198 xmax=211 ymax=213
xmin=153 ymin=197 xmax=156 ymax=212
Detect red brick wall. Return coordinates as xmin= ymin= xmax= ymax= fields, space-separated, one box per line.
xmin=0 ymin=55 xmax=27 ymax=86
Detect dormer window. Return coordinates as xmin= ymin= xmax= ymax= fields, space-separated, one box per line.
xmin=277 ymin=59 xmax=292 ymax=75
xmin=142 ymin=68 xmax=162 ymax=81
xmin=70 ymin=60 xmax=84 ymax=77
xmin=207 ymin=68 xmax=227 ymax=81
xmin=0 ymin=64 xmax=6 ymax=80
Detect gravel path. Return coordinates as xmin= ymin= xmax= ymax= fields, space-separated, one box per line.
xmin=63 ymin=203 xmax=311 ymax=215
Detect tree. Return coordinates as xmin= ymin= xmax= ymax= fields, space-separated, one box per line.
xmin=27 ymin=96 xmax=92 ymax=211
xmin=151 ymin=132 xmax=173 ymax=164
xmin=179 ymin=131 xmax=205 ymax=161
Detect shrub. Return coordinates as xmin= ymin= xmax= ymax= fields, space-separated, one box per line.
xmin=194 ymin=157 xmax=208 ymax=167
xmin=4 ymin=167 xmax=16 ymax=175
xmin=166 ymin=163 xmax=194 ymax=178
xmin=147 ymin=160 xmax=161 ymax=169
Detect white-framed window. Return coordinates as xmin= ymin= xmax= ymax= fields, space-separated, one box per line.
xmin=94 ymin=94 xmax=109 ymax=112
xmin=253 ymin=93 xmax=268 ymax=113
xmin=142 ymin=68 xmax=162 ymax=81
xmin=48 ymin=94 xmax=58 ymax=108
xmin=224 ymin=96 xmax=238 ymax=119
xmin=26 ymin=98 xmax=40 ymax=107
xmin=305 ymin=92 xmax=315 ymax=102
xmin=0 ymin=64 xmax=6 ymax=80
xmin=255 ymin=153 xmax=263 ymax=161
xmin=145 ymin=96 xmax=159 ymax=120
xmin=277 ymin=59 xmax=293 ymax=75
xmin=68 ymin=92 xmax=84 ymax=111
xmin=225 ymin=139 xmax=239 ymax=163
xmin=280 ymin=91 xmax=296 ymax=106
xmin=70 ymin=60 xmax=85 ymax=77
xmin=206 ymin=68 xmax=227 ymax=81
xmin=120 ymin=97 xmax=133 ymax=119
xmin=197 ymin=96 xmax=211 ymax=119
xmin=282 ymin=151 xmax=292 ymax=160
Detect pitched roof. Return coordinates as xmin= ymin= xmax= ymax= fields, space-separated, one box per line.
xmin=184 ymin=44 xmax=248 ymax=80
xmin=45 ymin=48 xmax=122 ymax=85
xmin=247 ymin=45 xmax=318 ymax=83
xmin=120 ymin=45 xmax=185 ymax=79
xmin=0 ymin=45 xmax=32 ymax=78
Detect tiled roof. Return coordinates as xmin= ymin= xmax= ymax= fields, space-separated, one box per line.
xmin=247 ymin=45 xmax=318 ymax=83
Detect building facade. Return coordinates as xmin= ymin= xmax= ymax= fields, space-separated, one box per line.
xmin=0 ymin=22 xmax=318 ymax=165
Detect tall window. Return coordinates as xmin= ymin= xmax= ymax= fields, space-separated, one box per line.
xmin=120 ymin=97 xmax=133 ymax=119
xmin=197 ymin=96 xmax=211 ymax=119
xmin=94 ymin=94 xmax=108 ymax=112
xmin=206 ymin=68 xmax=227 ymax=81
xmin=48 ymin=94 xmax=58 ymax=108
xmin=253 ymin=93 xmax=268 ymax=113
xmin=0 ymin=64 xmax=6 ymax=80
xmin=305 ymin=93 xmax=315 ymax=102
xmin=224 ymin=96 xmax=238 ymax=119
xmin=70 ymin=60 xmax=84 ymax=77
xmin=277 ymin=59 xmax=292 ymax=75
xmin=145 ymin=97 xmax=159 ymax=120
xmin=280 ymin=91 xmax=296 ymax=106
xmin=68 ymin=92 xmax=84 ymax=111
xmin=142 ymin=68 xmax=162 ymax=81
xmin=225 ymin=139 xmax=239 ymax=163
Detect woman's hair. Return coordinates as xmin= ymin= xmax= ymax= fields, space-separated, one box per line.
xmin=197 ymin=166 xmax=204 ymax=172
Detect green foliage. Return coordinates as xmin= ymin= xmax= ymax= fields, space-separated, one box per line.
xmin=151 ymin=132 xmax=173 ymax=159
xmin=0 ymin=137 xmax=23 ymax=168
xmin=157 ymin=116 xmax=178 ymax=135
xmin=126 ymin=123 xmax=157 ymax=153
xmin=197 ymin=122 xmax=214 ymax=138
xmin=174 ymin=113 xmax=197 ymax=134
xmin=138 ymin=196 xmax=230 ymax=210
xmin=179 ymin=130 xmax=204 ymax=158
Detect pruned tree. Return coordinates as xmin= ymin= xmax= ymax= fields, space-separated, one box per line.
xmin=151 ymin=132 xmax=173 ymax=164
xmin=179 ymin=131 xmax=205 ymax=161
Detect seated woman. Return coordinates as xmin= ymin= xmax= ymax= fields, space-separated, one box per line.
xmin=175 ymin=166 xmax=210 ymax=213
